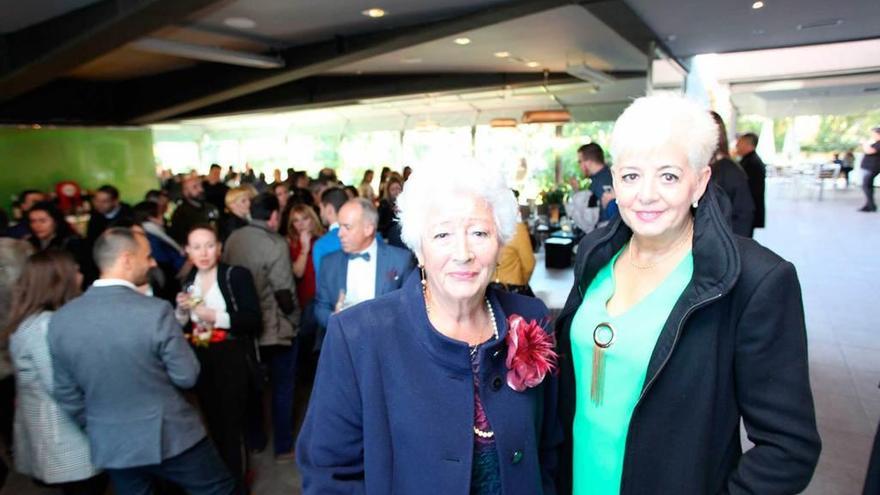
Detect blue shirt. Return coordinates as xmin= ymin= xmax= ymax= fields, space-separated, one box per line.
xmin=588 ymin=166 xmax=616 ymax=222
xmin=312 ymin=226 xmax=340 ymax=278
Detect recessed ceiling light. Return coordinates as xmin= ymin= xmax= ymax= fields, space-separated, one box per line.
xmin=526 ymin=61 xmax=540 ymax=68
xmin=752 ymin=1 xmax=764 ymax=9
xmin=362 ymin=8 xmax=386 ymax=18
xmin=454 ymin=37 xmax=471 ymax=45
xmin=223 ymin=17 xmax=256 ymax=29
xmin=494 ymin=51 xmax=511 ymax=58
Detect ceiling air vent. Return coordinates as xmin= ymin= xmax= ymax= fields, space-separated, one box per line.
xmin=796 ymin=19 xmax=843 ymax=30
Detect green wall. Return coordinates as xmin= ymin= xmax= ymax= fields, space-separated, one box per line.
xmin=0 ymin=127 xmax=157 ymax=211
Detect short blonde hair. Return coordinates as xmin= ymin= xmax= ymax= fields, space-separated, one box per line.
xmin=225 ymin=186 xmax=257 ymax=208
xmin=396 ymin=159 xmax=517 ymax=256
xmin=610 ymin=94 xmax=717 ymax=171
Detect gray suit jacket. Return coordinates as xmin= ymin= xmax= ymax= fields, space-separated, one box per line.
xmin=48 ymin=285 xmax=205 ymax=469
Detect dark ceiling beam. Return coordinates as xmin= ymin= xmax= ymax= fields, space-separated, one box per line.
xmin=578 ymin=0 xmax=690 ymax=73
xmin=0 ymin=79 xmax=120 ymax=125
xmin=122 ymin=0 xmax=582 ymax=124
xmin=180 ymin=72 xmax=588 ymax=119
xmin=0 ymin=0 xmax=227 ymax=102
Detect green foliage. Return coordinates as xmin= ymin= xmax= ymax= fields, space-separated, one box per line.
xmin=800 ymin=110 xmax=880 ymax=153
xmin=737 ymin=110 xmax=880 ymax=156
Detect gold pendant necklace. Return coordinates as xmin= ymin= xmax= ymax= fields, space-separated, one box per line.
xmin=590 ymin=322 xmax=616 ymax=405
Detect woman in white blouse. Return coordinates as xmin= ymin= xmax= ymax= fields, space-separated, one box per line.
xmin=175 ymin=225 xmax=262 ymax=491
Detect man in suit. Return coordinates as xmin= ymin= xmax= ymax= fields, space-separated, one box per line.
xmin=315 ymin=198 xmax=414 ymax=329
xmin=86 ymin=185 xmax=134 ymax=246
xmin=48 ymin=227 xmax=235 ymax=494
xmin=736 ymin=133 xmax=767 ymax=235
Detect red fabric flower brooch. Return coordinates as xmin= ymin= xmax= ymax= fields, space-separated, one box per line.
xmin=504 ymin=315 xmax=558 ymax=392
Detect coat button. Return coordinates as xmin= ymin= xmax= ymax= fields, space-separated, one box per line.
xmin=512 ymin=450 xmax=523 ymax=464
xmin=491 ymin=376 xmax=503 ymax=391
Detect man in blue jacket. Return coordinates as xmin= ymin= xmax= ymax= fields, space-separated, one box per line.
xmin=315 ymin=198 xmax=414 ymax=330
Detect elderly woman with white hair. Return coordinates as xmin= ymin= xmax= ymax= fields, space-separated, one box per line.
xmin=554 ymin=95 xmax=820 ymax=494
xmin=296 ymin=162 xmax=561 ymax=494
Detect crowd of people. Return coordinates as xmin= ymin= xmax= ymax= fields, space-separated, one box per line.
xmin=1 ymin=94 xmax=855 ymax=495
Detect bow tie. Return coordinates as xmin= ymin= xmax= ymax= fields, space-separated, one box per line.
xmin=348 ymin=252 xmax=370 ymax=262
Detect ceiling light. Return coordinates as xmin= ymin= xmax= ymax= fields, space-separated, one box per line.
xmin=521 ymin=110 xmax=571 ymax=124
xmin=494 ymin=51 xmax=510 ymax=58
xmin=752 ymin=1 xmax=764 ymax=9
xmin=454 ymin=37 xmax=471 ymax=46
xmin=526 ymin=61 xmax=540 ymax=68
xmin=490 ymin=118 xmax=518 ymax=128
xmin=362 ymin=8 xmax=386 ymax=18
xmin=223 ymin=17 xmax=256 ymax=29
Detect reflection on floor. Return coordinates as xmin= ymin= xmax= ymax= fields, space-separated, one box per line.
xmin=2 ymin=180 xmax=877 ymax=494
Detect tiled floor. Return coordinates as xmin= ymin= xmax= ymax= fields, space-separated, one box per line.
xmin=3 ymin=179 xmax=878 ymax=494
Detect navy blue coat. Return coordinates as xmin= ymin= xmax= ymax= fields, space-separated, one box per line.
xmin=297 ymin=272 xmax=561 ymax=494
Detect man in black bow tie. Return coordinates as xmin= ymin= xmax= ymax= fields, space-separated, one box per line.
xmin=314 ymin=198 xmax=414 ymax=331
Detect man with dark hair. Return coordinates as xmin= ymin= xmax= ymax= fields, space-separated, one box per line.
xmin=222 ymin=193 xmax=299 ymax=462
xmin=570 ymin=143 xmax=617 ymax=229
xmin=858 ymin=126 xmax=880 ymax=212
xmin=144 ymin=189 xmax=171 ymax=220
xmin=49 ymin=227 xmax=235 ymax=494
xmin=133 ymin=201 xmax=185 ymax=302
xmin=312 ymin=187 xmax=348 ymax=276
xmin=169 ymin=176 xmax=220 ymax=245
xmin=6 ymin=189 xmax=47 ymax=239
xmin=736 ymin=132 xmax=767 ymax=233
xmin=86 ymin=184 xmax=133 ymax=246
xmin=203 ymin=164 xmax=229 ymax=213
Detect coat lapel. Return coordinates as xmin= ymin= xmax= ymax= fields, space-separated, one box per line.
xmin=374 ymin=242 xmax=389 ymax=295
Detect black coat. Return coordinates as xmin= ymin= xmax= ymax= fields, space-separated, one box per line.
xmin=182 ymin=263 xmax=262 ymax=339
xmin=86 ymin=202 xmax=134 ymax=245
xmin=710 ymin=158 xmax=755 ymax=237
xmin=554 ymin=186 xmax=820 ymax=494
xmin=739 ymin=151 xmax=766 ymax=228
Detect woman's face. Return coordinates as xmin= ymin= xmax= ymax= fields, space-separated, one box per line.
xmin=419 ymin=195 xmax=500 ymax=305
xmin=388 ymin=182 xmax=403 ymax=200
xmin=613 ymin=145 xmax=710 ymax=242
xmin=229 ymin=195 xmax=250 ymax=219
xmin=185 ymin=229 xmax=221 ymax=271
xmin=29 ymin=210 xmax=56 ymax=240
xmin=291 ymin=212 xmax=313 ymax=235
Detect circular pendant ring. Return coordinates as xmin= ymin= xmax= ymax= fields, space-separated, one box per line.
xmin=593 ymin=322 xmax=616 ymax=349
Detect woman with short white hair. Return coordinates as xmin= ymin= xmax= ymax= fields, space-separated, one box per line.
xmin=297 ymin=160 xmax=561 ymax=494
xmin=554 ymin=95 xmax=820 ymax=494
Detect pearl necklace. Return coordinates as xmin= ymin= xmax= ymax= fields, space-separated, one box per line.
xmin=422 ymin=285 xmax=498 ymax=440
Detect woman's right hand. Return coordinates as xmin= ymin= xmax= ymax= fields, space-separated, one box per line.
xmin=175 ymin=292 xmax=190 ymax=309
xmin=299 ymin=229 xmax=312 ymax=247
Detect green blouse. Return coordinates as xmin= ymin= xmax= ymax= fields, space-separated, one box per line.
xmin=570 ymin=248 xmax=693 ymax=495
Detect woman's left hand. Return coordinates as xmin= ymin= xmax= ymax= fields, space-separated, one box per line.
xmin=192 ymin=305 xmax=217 ymax=325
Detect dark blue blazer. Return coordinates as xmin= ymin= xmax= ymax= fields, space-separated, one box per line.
xmin=313 ymin=240 xmax=414 ymax=329
xmin=296 ymin=272 xmax=561 ymax=494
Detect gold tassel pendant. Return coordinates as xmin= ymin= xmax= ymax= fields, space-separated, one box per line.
xmin=591 ymin=322 xmax=616 ymax=406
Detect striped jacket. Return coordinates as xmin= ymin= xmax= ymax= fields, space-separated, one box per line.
xmin=10 ymin=312 xmax=100 ymax=483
